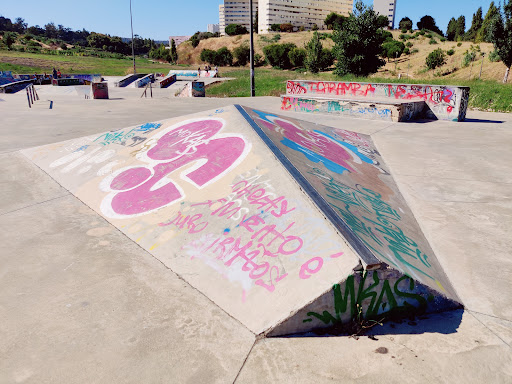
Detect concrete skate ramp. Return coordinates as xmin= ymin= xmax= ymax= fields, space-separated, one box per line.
xmin=22 ymin=105 xmax=460 ymax=336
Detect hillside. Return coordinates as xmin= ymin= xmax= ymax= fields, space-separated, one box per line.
xmin=177 ymin=30 xmax=508 ymax=83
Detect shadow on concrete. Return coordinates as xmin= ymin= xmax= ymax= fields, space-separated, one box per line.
xmin=462 ymin=118 xmax=504 ymax=124
xmin=106 ymin=98 xmax=125 ymax=101
xmin=279 ymin=309 xmax=464 ymax=338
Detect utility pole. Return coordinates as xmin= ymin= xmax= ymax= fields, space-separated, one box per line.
xmin=249 ymin=0 xmax=255 ymax=97
xmin=130 ymin=0 xmax=136 ymax=74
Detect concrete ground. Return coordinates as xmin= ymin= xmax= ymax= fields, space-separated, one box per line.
xmin=0 ymin=84 xmax=511 ymax=383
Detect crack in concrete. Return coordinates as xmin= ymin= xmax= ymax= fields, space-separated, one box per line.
xmin=468 ymin=310 xmax=511 ymax=348
xmin=0 ymin=193 xmax=70 ymax=217
xmin=233 ymin=338 xmax=259 ymax=384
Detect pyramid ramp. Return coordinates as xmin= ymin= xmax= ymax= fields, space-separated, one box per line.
xmin=21 ymin=105 xmax=461 ymax=337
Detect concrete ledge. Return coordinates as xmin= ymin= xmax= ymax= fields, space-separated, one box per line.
xmin=158 ymin=74 xmax=177 ymax=88
xmin=134 ymin=74 xmax=154 ymax=88
xmin=286 ymin=80 xmax=470 ymax=121
xmin=0 ymin=79 xmax=33 ymax=94
xmin=52 ymin=78 xmax=84 ymax=86
xmin=281 ymin=95 xmax=426 ymax=122
xmin=114 ymin=74 xmax=146 ymax=87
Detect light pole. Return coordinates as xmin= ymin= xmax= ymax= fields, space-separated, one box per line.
xmin=249 ymin=0 xmax=255 ymax=97
xmin=130 ymin=0 xmax=136 ymax=74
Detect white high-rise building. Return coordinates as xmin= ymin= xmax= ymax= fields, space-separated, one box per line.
xmin=219 ymin=0 xmax=353 ymax=35
xmin=373 ymin=0 xmax=397 ymax=29
xmin=208 ymin=24 xmax=220 ymax=34
xmin=219 ymin=1 xmax=258 ymax=36
xmin=258 ymin=0 xmax=353 ymax=34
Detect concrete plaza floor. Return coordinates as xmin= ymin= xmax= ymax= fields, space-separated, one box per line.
xmin=0 ymin=84 xmax=511 ymax=383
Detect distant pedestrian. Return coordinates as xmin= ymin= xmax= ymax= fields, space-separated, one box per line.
xmin=57 ymin=69 xmax=61 ymax=78
xmin=52 ymin=67 xmax=57 ymax=79
xmin=198 ymin=67 xmax=201 ymax=77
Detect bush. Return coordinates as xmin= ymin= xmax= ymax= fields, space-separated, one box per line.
xmin=489 ymin=50 xmax=501 ymax=62
xmin=425 ymin=33 xmax=432 ymax=38
xmin=319 ymin=48 xmax=334 ymax=69
xmin=200 ymin=49 xmax=216 ymax=63
xmin=254 ymin=53 xmax=264 ymax=66
xmin=288 ymin=47 xmax=306 ymax=68
xmin=280 ymin=23 xmax=294 ymax=33
xmin=263 ymin=43 xmax=297 ymax=69
xmin=401 ymin=28 xmax=408 ymax=33
xmin=404 ymin=47 xmax=410 ymax=55
xmin=457 ymin=42 xmax=462 ymax=47
xmin=462 ymin=51 xmax=477 ymax=67
xmin=426 ymin=48 xmax=446 ymax=69
xmin=447 ymin=49 xmax=455 ymax=56
xmin=419 ymin=30 xmax=426 ymax=35
xmin=214 ymin=47 xmax=233 ymax=66
xmin=406 ymin=41 xmax=413 ymax=47
xmin=381 ymin=40 xmax=405 ymax=60
xmin=312 ymin=24 xmax=319 ymax=31
xmin=225 ymin=24 xmax=248 ymax=36
xmin=233 ymin=44 xmax=250 ymax=66
xmin=440 ymin=37 xmax=446 ymax=42
xmin=270 ymin=24 xmax=281 ymax=32
xmin=411 ymin=48 xmax=419 ymax=54
xmin=429 ymin=38 xmax=438 ymax=45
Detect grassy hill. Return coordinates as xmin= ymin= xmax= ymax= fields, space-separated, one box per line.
xmin=177 ymin=30 xmax=506 ymax=83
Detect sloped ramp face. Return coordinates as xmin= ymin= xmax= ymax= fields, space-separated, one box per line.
xmin=22 ymin=105 xmax=461 ymax=337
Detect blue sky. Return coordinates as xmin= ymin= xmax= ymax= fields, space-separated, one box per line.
xmin=0 ymin=0 xmax=496 ymax=40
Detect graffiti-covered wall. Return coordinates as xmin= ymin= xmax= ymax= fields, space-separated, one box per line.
xmin=285 ymin=80 xmax=470 ymax=121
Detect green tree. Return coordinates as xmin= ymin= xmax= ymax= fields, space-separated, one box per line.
xmin=3 ymin=31 xmax=16 ymax=49
xmin=399 ymin=17 xmax=413 ymax=31
xmin=325 ymin=12 xmax=346 ymax=30
xmin=417 ymin=15 xmax=444 ymax=36
xmin=490 ymin=0 xmax=512 ymax=82
xmin=332 ymin=1 xmax=388 ymax=77
xmin=213 ymin=47 xmax=233 ymax=66
xmin=446 ymin=17 xmax=457 ymax=41
xmin=170 ymin=39 xmax=178 ymax=63
xmin=477 ymin=2 xmax=500 ymax=42
xmin=200 ymin=49 xmax=216 ymax=63
xmin=455 ymin=16 xmax=466 ymax=40
xmin=466 ymin=7 xmax=483 ymax=41
xmin=44 ymin=22 xmax=58 ymax=38
xmin=225 ymin=24 xmax=248 ymax=36
xmin=233 ymin=44 xmax=250 ymax=66
xmin=305 ymin=31 xmax=322 ymax=73
xmin=263 ymin=43 xmax=297 ymax=69
xmin=288 ymin=47 xmax=306 ymax=68
xmin=381 ymin=40 xmax=405 ymax=61
xmin=426 ymin=48 xmax=446 ymax=69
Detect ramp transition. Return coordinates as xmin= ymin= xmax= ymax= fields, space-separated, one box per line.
xmin=22 ymin=105 xmax=461 ymax=336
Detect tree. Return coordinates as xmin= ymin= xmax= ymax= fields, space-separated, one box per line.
xmin=263 ymin=43 xmax=297 ymax=69
xmin=233 ymin=44 xmax=250 ymax=66
xmin=200 ymin=49 xmax=216 ymax=63
xmin=466 ymin=7 xmax=483 ymax=41
xmin=455 ymin=16 xmax=465 ymax=40
xmin=280 ymin=23 xmax=294 ymax=33
xmin=305 ymin=31 xmax=322 ymax=73
xmin=225 ymin=24 xmax=248 ymax=36
xmin=417 ymin=15 xmax=443 ymax=36
xmin=325 ymin=12 xmax=346 ymax=30
xmin=478 ymin=2 xmax=500 ymax=42
xmin=399 ymin=17 xmax=413 ymax=31
xmin=44 ymin=22 xmax=58 ymax=38
xmin=490 ymin=0 xmax=512 ymax=82
xmin=381 ymin=40 xmax=405 ymax=61
xmin=13 ymin=17 xmax=27 ymax=33
xmin=332 ymin=1 xmax=388 ymax=76
xmin=170 ymin=39 xmax=178 ymax=63
xmin=288 ymin=47 xmax=306 ymax=68
xmin=0 ymin=16 xmax=13 ymax=31
xmin=426 ymin=48 xmax=446 ymax=69
xmin=446 ymin=17 xmax=457 ymax=41
xmin=213 ymin=47 xmax=233 ymax=66
xmin=3 ymin=31 xmax=16 ymax=49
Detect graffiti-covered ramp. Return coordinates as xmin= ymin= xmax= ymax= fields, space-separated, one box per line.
xmin=22 ymin=104 xmax=461 ymax=337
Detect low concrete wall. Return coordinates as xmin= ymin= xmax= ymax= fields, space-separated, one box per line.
xmin=176 ymin=81 xmax=205 ymax=97
xmin=0 ymin=79 xmax=33 ymax=94
xmin=281 ymin=96 xmax=425 ymax=122
xmin=52 ymin=78 xmax=84 ymax=86
xmin=134 ymin=74 xmax=153 ymax=88
xmin=286 ymin=80 xmax=470 ymax=121
xmin=114 ymin=74 xmax=146 ymax=87
xmin=158 ymin=74 xmax=177 ymax=88
xmin=168 ymin=70 xmax=218 ymax=78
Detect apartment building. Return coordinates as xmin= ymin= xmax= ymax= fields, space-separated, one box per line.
xmin=373 ymin=0 xmax=397 ymax=29
xmin=257 ymin=0 xmax=353 ymax=34
xmin=219 ymin=0 xmax=353 ymax=35
xmin=208 ymin=24 xmax=220 ymax=34
xmin=219 ymin=1 xmax=258 ymax=36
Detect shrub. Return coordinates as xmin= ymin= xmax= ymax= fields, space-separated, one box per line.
xmin=425 ymin=33 xmax=433 ymax=38
xmin=299 ymin=26 xmax=305 ymax=32
xmin=312 ymin=24 xmax=319 ymax=31
xmin=254 ymin=53 xmax=264 ymax=66
xmin=233 ymin=44 xmax=250 ymax=66
xmin=419 ymin=30 xmax=426 ymax=35
xmin=489 ymin=50 xmax=501 ymax=62
xmin=280 ymin=23 xmax=294 ymax=33
xmin=406 ymin=41 xmax=413 ymax=48
xmin=319 ymin=48 xmax=334 ymax=69
xmin=200 ymin=49 xmax=216 ymax=63
xmin=381 ymin=40 xmax=405 ymax=60
xmin=214 ymin=47 xmax=233 ymax=66
xmin=440 ymin=37 xmax=446 ymax=42
xmin=426 ymin=48 xmax=446 ymax=69
xmin=288 ymin=47 xmax=306 ymax=68
xmin=270 ymin=24 xmax=281 ymax=32
xmin=429 ymin=38 xmax=438 ymax=45
xmin=457 ymin=42 xmax=462 ymax=47
xmin=462 ymin=51 xmax=477 ymax=67
xmin=263 ymin=43 xmax=297 ymax=69
xmin=401 ymin=28 xmax=407 ymax=33
xmin=404 ymin=47 xmax=410 ymax=55
xmin=447 ymin=49 xmax=455 ymax=56
xmin=225 ymin=24 xmax=248 ymax=36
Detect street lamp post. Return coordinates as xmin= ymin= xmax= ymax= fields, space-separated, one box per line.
xmin=249 ymin=0 xmax=255 ymax=97
xmin=130 ymin=0 xmax=136 ymax=74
